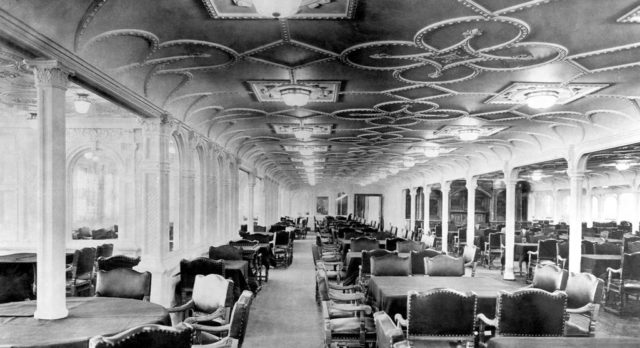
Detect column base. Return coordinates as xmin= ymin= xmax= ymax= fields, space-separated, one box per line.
xmin=502 ymin=268 xmax=515 ymax=281
xmin=34 ymin=307 xmax=68 ymax=320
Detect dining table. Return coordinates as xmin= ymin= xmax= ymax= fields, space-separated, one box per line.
xmin=0 ymin=252 xmax=77 ymax=300
xmin=0 ymin=297 xmax=169 ymax=348
xmin=367 ymin=276 xmax=521 ymax=319
xmin=581 ymin=254 xmax=622 ymax=279
xmin=486 ymin=336 xmax=640 ymax=348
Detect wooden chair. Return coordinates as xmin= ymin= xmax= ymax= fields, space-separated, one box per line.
xmin=528 ymin=264 xmax=568 ymax=293
xmin=410 ymin=248 xmax=442 ymax=275
xmin=190 ymin=290 xmax=254 ymax=348
xmin=425 ymin=254 xmax=465 ymax=277
xmin=311 ymin=245 xmax=343 ymax=282
xmin=395 ymin=289 xmax=477 ymax=347
xmin=96 ymin=243 xmax=114 ymax=259
xmin=350 ymin=236 xmax=380 ymax=253
xmin=168 ymin=274 xmax=235 ymax=327
xmin=605 ymin=251 xmax=640 ymax=315
xmin=484 ymin=232 xmax=504 ymax=270
xmin=527 ymin=239 xmax=559 ymax=282
xmin=179 ymin=257 xmax=226 ymax=303
xmin=272 ymin=231 xmax=292 ymax=268
xmin=396 ymin=240 xmax=425 ymax=253
xmin=385 ymin=237 xmax=406 ymax=251
xmin=623 ymin=236 xmax=640 ymax=253
xmin=359 ymin=249 xmax=396 ymax=289
xmin=565 ymin=272 xmax=604 ymax=336
xmin=89 ymin=323 xmax=192 ymax=348
xmin=66 ymin=247 xmax=97 ymax=296
xmin=370 ymin=254 xmax=411 ymax=277
xmin=316 ymin=267 xmax=367 ymax=318
xmin=477 ymin=289 xmax=568 ymax=347
xmin=97 ymin=255 xmax=141 ymax=271
xmin=95 ymin=268 xmax=151 ymax=301
xmin=373 ymin=311 xmax=405 ymax=348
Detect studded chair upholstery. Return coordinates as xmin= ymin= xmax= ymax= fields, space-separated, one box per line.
xmin=359 ymin=249 xmax=396 ymax=288
xmin=350 ymin=236 xmax=380 ymax=253
xmin=605 ymin=251 xmax=640 ymax=315
xmin=564 ymin=272 xmax=604 ymax=337
xmin=191 ymin=290 xmax=254 ymax=348
xmin=89 ymin=323 xmax=193 ymax=348
xmin=529 ymin=264 xmax=568 ymax=293
xmin=410 ymin=249 xmax=442 ymax=275
xmin=168 ymin=274 xmax=235 ymax=327
xmin=179 ymin=257 xmax=226 ymax=303
xmin=395 ymin=289 xmax=477 ymax=347
xmin=527 ymin=239 xmax=559 ymax=282
xmin=66 ymin=247 xmax=97 ymax=296
xmin=477 ymin=289 xmax=568 ymax=347
xmin=97 ymin=255 xmax=141 ymax=271
xmin=95 ymin=268 xmax=152 ymax=301
xmin=425 ymin=254 xmax=465 ymax=277
xmin=396 ymin=240 xmax=425 ymax=253
xmin=370 ymin=253 xmax=411 ymax=277
xmin=373 ymin=311 xmax=404 ymax=348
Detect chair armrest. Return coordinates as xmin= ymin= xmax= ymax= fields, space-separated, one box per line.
xmin=329 ymin=291 xmax=365 ymax=302
xmin=394 ymin=313 xmax=407 ymax=328
xmin=192 ymin=336 xmax=234 ymax=348
xmin=190 ymin=322 xmax=231 ymax=334
xmin=527 ymin=250 xmax=539 ymax=256
xmin=331 ymin=303 xmax=372 ymax=314
xmin=166 ymin=299 xmax=194 ymax=313
xmin=567 ymin=303 xmax=595 ymax=314
xmin=183 ymin=307 xmax=225 ymax=323
xmin=607 ymin=267 xmax=622 ymax=274
xmin=328 ymin=282 xmax=360 ymax=292
xmin=393 ymin=341 xmax=411 ymax=348
xmin=476 ymin=313 xmax=496 ymax=327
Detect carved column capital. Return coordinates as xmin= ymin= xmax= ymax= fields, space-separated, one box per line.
xmin=26 ymin=59 xmax=70 ymax=89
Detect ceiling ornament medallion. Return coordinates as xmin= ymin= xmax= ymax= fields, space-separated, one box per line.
xmin=201 ymin=0 xmax=357 ymax=19
xmin=617 ymin=5 xmax=640 ymax=23
xmin=484 ymin=82 xmax=609 ymax=107
xmin=249 ymin=80 xmax=339 ymax=104
xmin=271 ymin=123 xmax=333 ymax=137
xmin=434 ymin=125 xmax=508 ymax=141
xmin=283 ymin=145 xmax=329 ymax=154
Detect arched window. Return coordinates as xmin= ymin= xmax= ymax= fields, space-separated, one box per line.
xmin=71 ymin=149 xmax=119 ymax=240
xmin=168 ymin=136 xmax=180 ymax=251
xmin=336 ymin=192 xmax=348 ymax=216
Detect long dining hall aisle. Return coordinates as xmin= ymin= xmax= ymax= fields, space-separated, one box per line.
xmin=243 ymin=237 xmax=324 ymax=348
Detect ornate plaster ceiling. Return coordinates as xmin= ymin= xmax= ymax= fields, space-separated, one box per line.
xmin=2 ymin=0 xmax=640 ymax=187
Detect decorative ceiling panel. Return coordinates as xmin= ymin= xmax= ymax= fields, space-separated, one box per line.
xmin=485 ymin=83 xmax=609 ymax=106
xmin=201 ymin=0 xmax=357 ymax=19
xmin=270 ymin=123 xmax=333 ymax=136
xmin=249 ymin=80 xmax=340 ymax=103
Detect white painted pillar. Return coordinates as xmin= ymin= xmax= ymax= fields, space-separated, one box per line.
xmin=616 ymin=193 xmax=623 ymax=223
xmin=584 ymin=186 xmax=592 ymax=228
xmin=28 ymin=60 xmax=69 ymax=320
xmin=206 ymin=147 xmax=218 ymax=245
xmin=423 ymin=185 xmax=431 ymax=232
xmin=182 ymin=137 xmax=195 ymax=254
xmin=409 ymin=187 xmax=417 ymax=234
xmin=466 ymin=177 xmax=478 ymax=246
xmin=528 ymin=192 xmax=536 ymax=221
xmin=247 ymin=174 xmax=256 ymax=233
xmin=441 ymin=182 xmax=451 ymax=253
xmin=568 ymin=170 xmax=585 ymax=273
xmin=552 ymin=188 xmax=560 ymax=223
xmin=597 ymin=193 xmax=605 ymax=222
xmin=504 ymin=173 xmax=518 ymax=281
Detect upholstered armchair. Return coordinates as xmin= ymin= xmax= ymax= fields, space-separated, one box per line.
xmin=315 ymin=234 xmax=341 ymax=262
xmin=373 ymin=311 xmax=404 ymax=348
xmin=97 ymin=255 xmax=141 ymax=271
xmin=272 ymin=231 xmax=292 ymax=268
xmin=321 ymin=282 xmax=376 ymax=348
xmin=209 ymin=245 xmax=243 ymax=261
xmin=95 ymin=268 xmax=151 ymax=301
xmin=168 ymin=274 xmax=235 ymax=327
xmin=316 ymin=267 xmax=368 ymax=318
xmin=395 ymin=289 xmax=477 ymax=347
xmin=370 ymin=254 xmax=411 ymax=277
xmin=66 ymin=247 xmax=97 ymax=296
xmin=582 ymin=240 xmax=597 ymax=255
xmin=385 ymin=237 xmax=406 ymax=251
xmin=410 ymin=249 xmax=442 ymax=275
xmin=359 ymin=249 xmax=396 ymax=289
xmin=527 ymin=239 xmax=559 ymax=282
xmin=527 ymin=264 xmax=568 ymax=292
xmin=565 ymin=272 xmax=604 ymax=336
xmin=477 ymin=289 xmax=568 ymax=347
xmin=461 ymin=244 xmax=478 ymax=277
xmin=89 ymin=323 xmax=193 ymax=348
xmin=425 ymin=254 xmax=465 ymax=277
xmin=605 ymin=251 xmax=640 ymax=315
xmin=179 ymin=257 xmax=226 ymax=303
xmin=311 ymin=245 xmax=343 ymax=282
xmin=484 ymin=232 xmax=504 ymax=269
xmin=623 ymin=236 xmax=640 ymax=253
xmin=191 ymin=290 xmax=254 ymax=348
xmin=350 ymin=236 xmax=380 ymax=253
xmin=396 ymin=240 xmax=425 ymax=253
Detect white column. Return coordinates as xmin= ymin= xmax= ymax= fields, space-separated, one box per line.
xmin=409 ymin=187 xmax=417 ymax=234
xmin=441 ymin=182 xmax=451 ymax=253
xmin=616 ymin=193 xmax=623 ymax=223
xmin=247 ymin=174 xmax=256 ymax=233
xmin=28 ymin=60 xmax=69 ymax=320
xmin=206 ymin=147 xmax=218 ymax=245
xmin=528 ymin=192 xmax=536 ymax=221
xmin=423 ymin=185 xmax=431 ymax=232
xmin=466 ymin=177 xmax=478 ymax=246
xmin=583 ymin=186 xmax=592 ymax=228
xmin=568 ymin=170 xmax=585 ymax=273
xmin=182 ymin=138 xmax=195 ymax=253
xmin=552 ymin=188 xmax=560 ymax=223
xmin=138 ymin=117 xmax=171 ymax=305
xmin=504 ymin=175 xmax=517 ymax=281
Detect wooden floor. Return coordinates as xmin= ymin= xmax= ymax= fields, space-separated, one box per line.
xmin=243 ymin=238 xmax=640 ymax=347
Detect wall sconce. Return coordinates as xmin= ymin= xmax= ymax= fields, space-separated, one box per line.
xmin=74 ymin=93 xmax=91 ymax=114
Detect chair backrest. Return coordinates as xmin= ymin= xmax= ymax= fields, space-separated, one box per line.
xmin=596 ymin=242 xmax=621 ymax=255
xmin=96 ymin=243 xmax=114 ymax=258
xmin=531 ymin=264 xmax=567 ymax=292
xmin=311 ymin=244 xmax=321 ymax=266
xmin=609 ymin=229 xmax=623 ymax=240
xmin=192 ymin=274 xmax=234 ymax=313
xmin=621 ymin=252 xmax=640 ymax=281
xmin=385 ymin=237 xmax=405 ymax=251
xmin=410 ymin=249 xmax=442 ymax=275
xmin=95 ymin=268 xmax=152 ymax=301
xmin=88 ymin=323 xmax=192 ymax=348
xmin=537 ymin=239 xmax=559 ymax=261
xmin=274 ymin=231 xmax=290 ymax=246
xmin=0 ymin=264 xmax=33 ymax=303
xmin=581 ymin=240 xmax=597 ymax=255
xmin=179 ymin=257 xmax=226 ymax=292
xmin=229 ymin=239 xmax=258 ymax=247
xmin=362 ymin=249 xmax=396 ymax=276
xmin=623 ymin=236 xmax=640 ymax=253
xmin=71 ymin=247 xmax=97 ymax=279
xmin=97 ymin=255 xmax=141 ymax=271
xmin=396 ymin=240 xmax=425 ymax=253
xmin=565 ymin=272 xmax=604 ymax=309
xmin=244 ymin=233 xmax=271 ymax=243
xmin=373 ymin=311 xmax=404 ymax=348
xmin=227 ymin=290 xmax=254 ymax=347
xmin=350 ymin=236 xmax=380 ymax=252
xmin=425 ymin=254 xmax=465 ymax=276
xmin=370 ymin=254 xmax=411 ymax=276
xmin=406 ymin=289 xmax=477 ymax=338
xmin=495 ymin=288 xmax=567 ymax=336
xmin=209 ymin=245 xmax=243 ymax=260
xmin=462 ymin=245 xmax=478 ymax=264
xmin=488 ymin=232 xmax=504 ymax=249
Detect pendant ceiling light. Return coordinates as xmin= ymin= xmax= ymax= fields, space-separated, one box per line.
xmin=422 ymin=142 xmax=441 ymax=157
xmin=292 ymin=125 xmax=313 ymax=140
xmin=457 ymin=128 xmax=481 ymax=141
xmin=299 ymin=147 xmax=314 ymax=156
xmin=74 ymin=93 xmax=91 ymax=114
xmin=302 ymin=159 xmax=314 ymax=166
xmin=253 ymin=0 xmax=301 ymax=18
xmin=403 ymin=158 xmax=416 ymax=168
xmin=279 ymin=85 xmax=312 ymax=107
xmin=530 ymin=170 xmax=543 ymax=181
xmin=615 ymin=160 xmax=632 ymax=171
xmin=525 ymin=90 xmax=559 ymax=109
